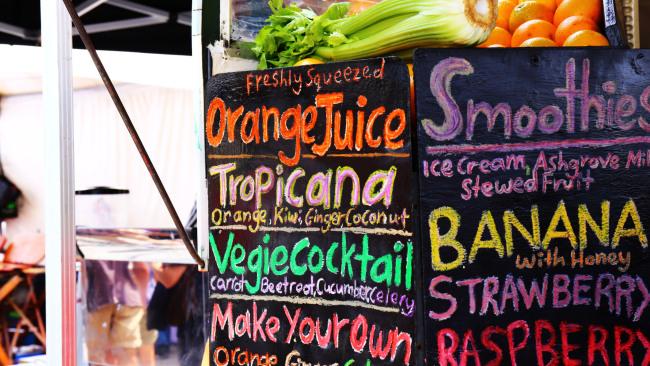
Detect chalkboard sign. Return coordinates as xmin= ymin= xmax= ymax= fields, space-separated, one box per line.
xmin=415 ymin=49 xmax=650 ymax=365
xmin=204 ymin=58 xmax=419 ymax=366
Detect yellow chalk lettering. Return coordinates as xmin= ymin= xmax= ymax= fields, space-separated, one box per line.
xmin=504 ymin=206 xmax=540 ymax=254
xmin=542 ymin=201 xmax=578 ymax=249
xmin=469 ymin=210 xmax=505 ymax=263
xmin=578 ymin=201 xmax=610 ymax=248
xmin=429 ymin=207 xmax=465 ymax=271
xmin=612 ymin=199 xmax=648 ymax=248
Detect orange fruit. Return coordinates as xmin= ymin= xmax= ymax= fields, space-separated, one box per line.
xmin=555 ymin=0 xmax=564 ymax=5
xmin=519 ymin=37 xmax=558 ymax=47
xmin=497 ymin=0 xmax=518 ymax=29
xmin=520 ymin=0 xmax=556 ymax=12
xmin=479 ymin=27 xmax=512 ymax=47
xmin=488 ymin=44 xmax=507 ymax=48
xmin=509 ymin=1 xmax=555 ymax=32
xmin=554 ymin=0 xmax=603 ymax=26
xmin=555 ymin=16 xmax=599 ymax=45
xmin=511 ymin=19 xmax=556 ymax=47
xmin=563 ymin=30 xmax=609 ymax=46
xmin=349 ymin=0 xmax=375 ymax=15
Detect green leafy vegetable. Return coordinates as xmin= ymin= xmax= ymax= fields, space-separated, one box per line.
xmin=252 ymin=0 xmax=497 ymax=69
xmin=252 ymin=0 xmax=350 ymax=69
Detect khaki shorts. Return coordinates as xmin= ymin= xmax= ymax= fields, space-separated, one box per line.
xmin=86 ymin=304 xmax=157 ymax=350
xmin=140 ymin=311 xmax=158 ymax=345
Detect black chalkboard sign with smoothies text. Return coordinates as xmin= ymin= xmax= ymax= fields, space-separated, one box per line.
xmin=415 ymin=49 xmax=650 ymax=366
xmin=204 ymin=58 xmax=419 ymax=366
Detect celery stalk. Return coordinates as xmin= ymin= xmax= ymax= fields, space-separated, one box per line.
xmin=252 ymin=0 xmax=497 ymax=69
xmin=348 ymin=13 xmax=415 ymax=41
xmin=329 ymin=0 xmax=437 ymax=36
xmin=317 ymin=0 xmax=497 ymax=61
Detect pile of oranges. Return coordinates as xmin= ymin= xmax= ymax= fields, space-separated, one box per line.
xmin=480 ymin=0 xmax=609 ymax=48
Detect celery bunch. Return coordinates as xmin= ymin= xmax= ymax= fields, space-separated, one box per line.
xmin=251 ymin=0 xmax=349 ymax=69
xmin=252 ymin=0 xmax=497 ymax=69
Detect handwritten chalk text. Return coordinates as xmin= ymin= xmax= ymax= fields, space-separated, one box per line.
xmin=422 ymin=57 xmax=650 ymax=142
xmin=429 ymin=199 xmax=647 ymax=271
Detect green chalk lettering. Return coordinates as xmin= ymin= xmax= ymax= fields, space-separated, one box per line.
xmin=270 ymin=246 xmax=289 ymax=275
xmin=405 ymin=240 xmax=413 ymax=290
xmin=210 ymin=232 xmax=413 ymax=291
xmin=340 ymin=233 xmax=355 ymax=278
xmin=308 ymin=245 xmax=325 ymax=273
xmin=209 ymin=232 xmax=232 ymax=274
xmin=290 ymin=238 xmax=310 ymax=276
xmin=355 ymin=235 xmax=374 ymax=282
xmin=326 ymin=241 xmax=340 ymax=274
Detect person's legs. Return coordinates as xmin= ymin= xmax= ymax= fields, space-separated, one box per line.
xmin=111 ymin=347 xmax=139 ymax=366
xmin=109 ymin=305 xmax=144 ymax=366
xmin=139 ymin=344 xmax=156 ymax=366
xmin=85 ymin=304 xmax=114 ymax=365
xmin=155 ymin=327 xmax=171 ymax=357
xmin=138 ymin=310 xmax=158 ymax=366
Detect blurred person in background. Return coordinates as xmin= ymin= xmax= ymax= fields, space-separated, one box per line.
xmin=85 ymin=260 xmax=157 ymax=366
xmin=148 ymin=204 xmax=206 ymax=366
xmin=132 ymin=262 xmax=157 ymax=366
xmin=149 ymin=263 xmax=205 ymax=366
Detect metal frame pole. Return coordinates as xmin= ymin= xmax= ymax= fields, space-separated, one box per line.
xmin=61 ymin=0 xmax=204 ymax=267
xmin=41 ymin=1 xmax=77 ymax=365
xmin=192 ymin=0 xmax=209 ymax=269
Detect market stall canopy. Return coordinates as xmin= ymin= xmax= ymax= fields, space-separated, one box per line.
xmin=0 ymin=45 xmax=192 ymax=95
xmin=3 ymin=1 xmax=648 ymax=55
xmin=0 ymin=0 xmax=191 ymax=55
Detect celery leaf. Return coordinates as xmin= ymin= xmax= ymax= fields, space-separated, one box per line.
xmin=252 ymin=0 xmax=350 ymax=69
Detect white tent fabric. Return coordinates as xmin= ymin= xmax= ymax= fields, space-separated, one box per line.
xmin=0 ymin=84 xmax=198 ymax=236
